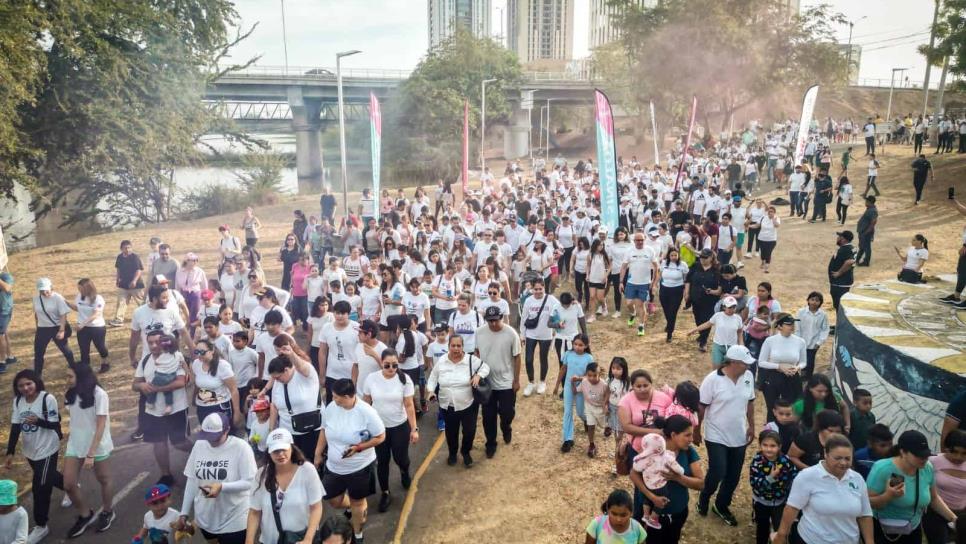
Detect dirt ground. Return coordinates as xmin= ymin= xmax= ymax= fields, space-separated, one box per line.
xmin=1 ymin=144 xmax=964 ymax=543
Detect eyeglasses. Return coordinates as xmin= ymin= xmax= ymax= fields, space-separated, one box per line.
xmin=382 ymin=363 xmax=399 ymax=369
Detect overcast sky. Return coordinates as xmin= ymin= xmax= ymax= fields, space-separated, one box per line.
xmin=229 ymin=0 xmax=936 ymax=84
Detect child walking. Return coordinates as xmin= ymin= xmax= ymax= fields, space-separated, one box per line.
xmin=133 ymin=484 xmax=180 ymax=544
xmin=749 ymin=430 xmax=797 ymax=544
xmin=795 ymin=291 xmax=829 ymax=379
xmin=584 ymin=489 xmax=646 ymax=544
xmin=553 ymin=334 xmax=593 ymax=454
xmin=575 ymin=363 xmax=608 ymax=458
xmin=604 ymin=357 xmax=630 ymax=473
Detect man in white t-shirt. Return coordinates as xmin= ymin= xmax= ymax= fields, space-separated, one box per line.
xmin=317 ymin=301 xmax=360 ymax=402
xmin=620 ymin=233 xmax=656 ymax=337
xmin=862 ymin=117 xmax=876 ymax=156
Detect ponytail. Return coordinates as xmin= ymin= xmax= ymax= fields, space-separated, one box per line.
xmin=401 ymin=328 xmax=416 ymax=360
xmin=914 ymin=234 xmax=928 ymax=250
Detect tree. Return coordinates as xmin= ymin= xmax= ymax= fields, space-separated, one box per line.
xmin=384 ymin=28 xmax=523 ymax=182
xmin=920 ymin=0 xmax=966 ymax=91
xmin=601 ymin=0 xmax=847 ymax=134
xmin=0 ymin=0 xmax=259 ymax=228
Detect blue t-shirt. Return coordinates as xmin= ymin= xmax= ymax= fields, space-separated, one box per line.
xmin=853 ymin=446 xmax=883 ymax=480
xmin=867 ymin=458 xmax=934 ymax=528
xmin=562 ymin=351 xmax=594 ymax=380
xmin=0 ymin=272 xmax=11 ymax=314
xmin=655 ymin=446 xmax=700 ymax=515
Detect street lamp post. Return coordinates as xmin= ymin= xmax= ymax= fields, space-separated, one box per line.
xmin=481 ymin=78 xmax=498 ymax=172
xmin=336 ymin=49 xmax=362 ymax=215
xmin=545 ymin=98 xmax=556 ymax=164
xmin=280 ymin=0 xmax=289 ymax=73
xmin=845 ymin=16 xmax=866 ymax=84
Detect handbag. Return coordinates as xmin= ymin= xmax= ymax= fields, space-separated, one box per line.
xmin=38 ymin=296 xmax=72 ymax=338
xmin=615 ymin=440 xmax=631 ymax=476
xmin=269 ymin=484 xmax=320 ymax=544
xmin=523 ymin=294 xmax=549 ymax=330
xmin=878 ymin=471 xmax=920 ymax=538
xmin=283 ymin=382 xmax=322 ymax=434
xmin=468 ymin=355 xmax=492 ymax=405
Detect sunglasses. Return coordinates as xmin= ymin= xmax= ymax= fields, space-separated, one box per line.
xmin=488 ymin=291 xmax=499 ymax=295
xmin=382 ymin=363 xmax=399 ymax=369
xmin=193 ymin=349 xmax=208 ymax=356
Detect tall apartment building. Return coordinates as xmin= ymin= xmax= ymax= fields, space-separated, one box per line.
xmin=588 ymin=0 xmax=655 ymax=50
xmin=507 ymin=0 xmax=575 ymax=66
xmin=428 ymin=0 xmax=492 ymax=50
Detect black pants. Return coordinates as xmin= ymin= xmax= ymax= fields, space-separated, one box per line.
xmin=375 ymin=421 xmax=411 ymax=492
xmin=524 ymin=338 xmax=552 ymax=382
xmin=830 ymin=285 xmax=851 ymax=310
xmin=804 ymin=348 xmax=818 ymax=379
xmin=836 ymin=199 xmax=849 ymax=223
xmin=865 ymin=135 xmax=875 ymax=155
xmin=759 ymin=240 xmax=777 ymax=264
xmin=960 ymin=133 xmax=966 ymax=153
xmin=873 ymin=518 xmax=922 ymax=544
xmin=753 ymin=501 xmax=784 ymax=544
xmin=691 ymin=297 xmax=716 ymax=348
xmin=76 ymin=326 xmax=108 ymax=366
xmin=914 ymin=133 xmax=924 ymax=154
xmin=481 ymin=388 xmax=516 ymax=450
xmin=199 ymin=528 xmax=248 ymax=544
xmin=922 ymin=506 xmax=958 ymax=544
xmin=574 ymin=271 xmax=589 ymax=307
xmin=644 ymin=510 xmax=689 ymax=544
xmin=956 ymin=251 xmax=966 ymax=294
xmin=747 ymin=228 xmax=760 ymax=253
xmin=245 ymin=237 xmax=257 ymax=248
xmin=699 ymin=441 xmax=747 ymax=512
xmin=914 ymin=178 xmax=927 ymax=203
xmin=811 ymin=200 xmax=827 ymax=221
xmin=659 ymin=285 xmax=685 ymax=340
xmin=608 ymin=273 xmax=623 ymax=311
xmin=857 ymin=233 xmax=873 ymax=265
xmin=558 ymin=246 xmax=574 ymax=277
xmin=865 ymin=176 xmax=880 ymax=197
xmin=760 ymin=369 xmax=803 ymax=422
xmin=291 ymin=295 xmax=308 ymax=327
xmin=34 ymin=326 xmax=76 ymax=377
xmin=717 ymin=249 xmax=733 ymax=266
xmin=28 ymin=452 xmax=65 ymax=527
xmin=442 ymin=403 xmax=479 ymax=458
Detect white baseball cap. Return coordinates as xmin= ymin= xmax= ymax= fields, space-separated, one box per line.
xmin=725 ymin=345 xmax=756 ymax=365
xmin=198 ymin=412 xmax=229 ymax=441
xmin=266 ymin=428 xmax=294 ymax=453
xmin=722 ymin=296 xmax=738 ymax=308
xmin=36 ymin=277 xmax=52 ymax=292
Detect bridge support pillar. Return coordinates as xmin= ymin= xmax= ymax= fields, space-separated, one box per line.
xmin=503 ymin=102 xmax=529 ymax=160
xmin=288 ymin=87 xmax=324 ymax=194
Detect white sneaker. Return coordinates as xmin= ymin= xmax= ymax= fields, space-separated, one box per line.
xmin=27 ymin=525 xmax=49 ymax=544
xmin=611 ymin=311 xmax=621 ymax=318
xmin=735 ymin=261 xmax=744 ymax=269
xmin=536 ymin=381 xmax=547 ymax=395
xmin=61 ymin=487 xmax=74 ymax=508
xmin=523 ymin=383 xmax=535 ymax=397
xmin=595 ymin=307 xmax=603 ymax=315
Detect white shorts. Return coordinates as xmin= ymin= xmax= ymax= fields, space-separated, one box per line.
xmin=585 ymin=403 xmax=607 ymax=427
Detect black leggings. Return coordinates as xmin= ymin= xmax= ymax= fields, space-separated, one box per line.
xmin=607 ymin=273 xmax=623 ymax=311
xmin=442 ymin=403 xmax=479 ymax=458
xmin=746 ymin=228 xmax=760 ymax=253
xmin=375 ymin=421 xmax=411 ymax=493
xmin=758 ymin=240 xmax=777 ymax=264
xmin=524 ymin=338 xmax=552 ymax=382
xmin=753 ymin=501 xmax=783 ymax=544
xmin=558 ymin=246 xmax=574 ymax=277
xmin=835 ymin=199 xmax=849 ymax=223
xmin=34 ymin=326 xmax=76 ymax=377
xmin=76 ymin=326 xmax=108 ymax=366
xmin=956 ymin=251 xmax=966 ymax=294
xmin=28 ymin=452 xmax=65 ymax=527
xmin=659 ymin=285 xmax=685 ymax=339
xmin=574 ymin=271 xmax=589 ymax=307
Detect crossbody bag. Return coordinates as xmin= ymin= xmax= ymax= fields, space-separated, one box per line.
xmin=878 ymin=470 xmax=920 ymax=538
xmin=38 ymin=296 xmax=71 ymax=338
xmin=283 ymin=382 xmax=322 ymax=434
xmin=269 ymin=480 xmax=320 ymax=544
xmin=523 ymin=295 xmax=548 ymax=330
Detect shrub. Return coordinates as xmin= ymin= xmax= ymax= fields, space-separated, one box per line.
xmin=176 ymin=183 xmax=247 ymax=220
xmin=235 ymin=151 xmax=287 ymax=205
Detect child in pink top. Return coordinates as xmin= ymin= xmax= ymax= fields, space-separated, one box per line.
xmin=661 ymin=381 xmax=700 ymax=426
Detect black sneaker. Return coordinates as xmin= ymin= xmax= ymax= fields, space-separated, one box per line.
xmin=98 ymin=363 xmax=110 ymax=374
xmin=67 ymin=510 xmax=95 ymax=538
xmin=940 ymin=294 xmax=959 ymax=302
xmin=696 ymin=503 xmax=708 ymax=517
xmin=156 ymin=474 xmax=176 ymax=488
xmin=400 ymin=471 xmax=411 ymax=490
xmin=446 ymin=455 xmax=457 ymax=466
xmin=503 ymin=430 xmax=512 ymax=444
xmin=377 ymin=492 xmax=391 ymax=513
xmin=4 ymin=357 xmax=16 ymax=366
xmin=953 ymin=300 xmax=966 ymax=310
xmin=485 ymin=445 xmax=496 ymax=459
xmin=561 ymin=440 xmax=574 ymax=453
xmin=711 ymin=504 xmax=738 ymax=527
xmin=463 ymin=453 xmax=473 ymax=468
xmin=131 ymin=430 xmax=144 ymax=441
xmin=94 ymin=510 xmax=115 ymax=532
xmin=0 ymin=362 xmax=6 ymax=374
xmin=353 ymin=535 xmax=364 ymax=544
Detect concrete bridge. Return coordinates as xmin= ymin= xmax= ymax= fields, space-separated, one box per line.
xmin=204 ymin=65 xmax=597 ymax=190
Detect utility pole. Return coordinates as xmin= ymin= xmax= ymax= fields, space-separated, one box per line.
xmin=934 ymin=56 xmax=950 ymax=120
xmin=921 ymin=0 xmax=941 ymax=119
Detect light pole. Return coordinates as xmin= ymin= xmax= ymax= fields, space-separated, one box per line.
xmin=280 ymin=0 xmax=289 ymax=73
xmin=886 ymin=67 xmax=908 ymax=123
xmin=845 ymin=16 xmax=867 ymax=84
xmin=337 ymin=49 xmax=362 ymax=215
xmin=545 ymin=98 xmax=556 ymax=164
xmin=481 ymin=78 xmax=498 ymax=171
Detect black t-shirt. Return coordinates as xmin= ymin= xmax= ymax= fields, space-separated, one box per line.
xmin=516 ymin=200 xmax=531 ymax=221
xmin=912 ymin=158 xmax=931 ymax=182
xmin=773 ymin=420 xmax=802 ymax=454
xmin=115 ymin=253 xmax=144 ymax=289
xmin=726 ymin=163 xmax=742 ymax=182
xmin=857 ymin=207 xmax=878 ymax=236
xmin=686 ymin=265 xmax=720 ymax=301
xmin=669 ymin=210 xmax=690 ymax=228
xmin=320 ymin=194 xmax=337 ymax=216
xmin=828 ymin=243 xmax=856 ymax=286
xmin=719 ymin=274 xmax=748 ymax=297
xmin=793 ymin=431 xmax=824 ymax=467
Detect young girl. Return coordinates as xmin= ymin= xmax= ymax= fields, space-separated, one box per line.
xmin=554 ymin=334 xmax=593 ymax=453
xmin=344 ymin=282 xmax=362 ymax=322
xmin=793 ymin=373 xmax=850 ymax=431
xmin=304 ymin=264 xmax=326 ymax=307
xmin=575 ymin=363 xmax=608 ymax=458
xmin=604 ymin=357 xmax=630 ymax=468
xmin=661 ymin=381 xmax=700 ymax=426
xmin=584 ymin=489 xmax=646 ymax=544
xmin=217 ymin=304 xmax=242 ymax=338
xmin=896 ymin=233 xmax=929 ymax=284
xmin=795 ymin=291 xmax=829 ymax=379
xmin=586 ymin=239 xmax=610 ymax=321
xmin=554 ymin=292 xmax=587 ymax=371
xmin=395 ymin=315 xmax=429 ymax=396
xmin=749 ymin=430 xmax=797 ymax=544
xmin=743 ymin=305 xmax=772 ymax=364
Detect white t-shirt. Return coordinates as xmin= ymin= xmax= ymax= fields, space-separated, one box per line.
xmin=660 ymin=261 xmax=689 ymax=288
xmin=354 ymin=340 xmax=388 ymax=391
xmin=607 ymin=242 xmax=631 ymax=274
xmin=475 ymin=297 xmax=510 ymax=317
xmin=698 ymin=369 xmax=756 ymax=448
xmin=318 ymin=321 xmax=360 ymax=380
xmin=361 ymin=372 xmax=415 ymax=427
xmin=75 ymin=294 xmax=106 ymax=327
xmin=787 ymin=464 xmax=873 ymax=544
xmin=757 ymin=216 xmax=779 ymax=242
xmin=270 ymin=366 xmax=322 ymax=435
xmin=716 ymin=224 xmax=736 ymax=251
xmin=305 ymin=276 xmax=326 ymax=303
xmin=254 ymin=332 xmax=280 ymax=380
xmin=555 ymin=303 xmax=584 ymax=341
xmin=359 ymin=286 xmax=382 ymax=320
xmin=226 ymin=346 xmax=258 ymax=387
xmin=251 ymin=463 xmax=324 ymax=544
xmin=136 ymin=352 xmax=189 ymax=416
xmin=218 ymin=320 xmax=243 ymax=338
xmin=142 ymin=507 xmax=180 ymax=544
xmin=624 ymin=246 xmax=655 ymax=285
xmin=573 ymin=248 xmax=590 ymax=274
xmin=191 ymin=359 xmax=235 ymax=407
xmin=708 ymin=311 xmax=743 ymax=346
xmin=448 ymin=310 xmax=483 ymax=353
xmin=401 ymin=292 xmax=431 ymax=324
xmin=131 ymin=305 xmax=186 ymax=354
xmin=520 ymin=294 xmax=561 ymax=341
xmin=249 ymin=305 xmax=293 ymax=335
xmin=839 ymin=183 xmax=854 ymax=206
xmin=588 ymin=254 xmax=608 ymax=284
xmin=903 ymin=247 xmax=928 ymax=271
xmin=65 ymin=386 xmax=114 ymax=458
xmin=11 ymin=393 xmax=60 ymax=460
xmin=321 ymin=401 xmax=386 ymax=475
xmin=182 ymin=436 xmax=257 ymax=534
xmin=395 ymin=331 xmax=428 ymax=370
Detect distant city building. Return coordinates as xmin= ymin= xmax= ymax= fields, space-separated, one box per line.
xmin=780 ymin=0 xmax=801 ymax=16
xmin=428 ymin=0 xmax=493 ymax=50
xmin=508 ymin=0 xmax=575 ymax=68
xmin=588 ymin=0 xmax=655 ymax=50
xmin=837 ymin=43 xmax=862 ymax=85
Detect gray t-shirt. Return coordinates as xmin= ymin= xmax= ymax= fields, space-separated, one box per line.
xmin=474 ymin=325 xmax=521 ymax=390
xmin=151 ymin=258 xmax=179 ymax=285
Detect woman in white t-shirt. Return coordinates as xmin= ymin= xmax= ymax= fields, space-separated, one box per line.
xmin=268 ymin=337 xmax=322 ymax=457
xmin=190 ymin=338 xmax=241 ymax=429
xmin=358 ymin=273 xmax=382 ymax=323
xmin=756 ymin=206 xmax=781 ymax=274
xmin=586 ymin=239 xmax=610 ymax=322
xmin=475 ymin=281 xmax=511 ymax=321
xmin=361 ymin=349 xmax=418 ymax=512
xmin=659 ymin=248 xmax=689 ymax=342
xmin=32 ymin=277 xmax=76 ymax=377
xmin=4 ymin=369 xmax=65 ymax=540
xmin=70 ymin=278 xmax=109 ymax=373
xmin=896 ymin=234 xmax=929 ymax=284
xmin=571 ymin=237 xmax=591 ymax=309
xmin=552 ymin=292 xmax=586 ymax=366
xmin=606 ymin=228 xmax=633 ymax=318
xmin=313 ymin=378 xmax=386 ymax=544
xmin=835 ymin=176 xmax=854 ymax=225
xmin=306 ymin=297 xmax=334 ymax=370
xmin=62 ymin=363 xmax=115 ymax=537
xmin=246 ymin=428 xmax=323 ymax=544
xmin=401 ymin=278 xmax=431 ymax=332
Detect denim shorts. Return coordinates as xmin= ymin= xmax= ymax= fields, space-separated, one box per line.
xmin=0 ymin=313 xmax=10 ymax=335
xmin=624 ymin=283 xmax=651 ymax=302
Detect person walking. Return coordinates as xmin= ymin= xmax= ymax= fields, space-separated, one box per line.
xmin=108 ymin=240 xmax=144 ymax=327
xmin=659 ymin=248 xmax=689 ymax=343
xmin=828 ymin=231 xmax=857 ymax=310
xmin=684 ymin=249 xmax=720 ymax=353
xmin=0 ymin=268 xmax=14 ymax=374
xmin=32 ymin=278 xmax=76 ymax=377
xmin=911 ymin=154 xmax=934 ymax=205
xmin=427 ymin=335 xmax=489 ymax=467
xmin=475 ymin=306 xmax=521 ymax=458
xmin=71 ymin=279 xmax=110 ymax=374
xmin=520 ymin=280 xmax=560 ymax=396
xmin=621 ymin=232 xmax=657 ymax=337
xmin=864 ymin=154 xmax=881 ymax=198
xmin=835 ymin=176 xmax=854 ymax=225
xmin=809 ymin=169 xmax=833 ymax=223
xmin=695 ymin=345 xmax=757 ymax=528
xmin=758 ymin=314 xmax=807 ymax=419
xmin=855 ymin=196 xmax=878 ymax=267
xmin=863 ymin=117 xmax=876 ymax=156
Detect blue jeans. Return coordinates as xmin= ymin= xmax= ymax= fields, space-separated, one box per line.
xmin=561 ymin=385 xmax=585 ymax=443
xmin=699 ymin=441 xmax=747 ymax=512
xmin=788 ymin=191 xmax=801 ymax=215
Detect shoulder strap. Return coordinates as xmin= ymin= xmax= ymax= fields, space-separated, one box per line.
xmin=139 ymin=353 xmax=152 ymax=371
xmin=37 ymin=296 xmax=57 ymax=325
xmin=282 ymin=382 xmax=294 ymax=415
xmin=41 ymin=393 xmax=49 ymax=423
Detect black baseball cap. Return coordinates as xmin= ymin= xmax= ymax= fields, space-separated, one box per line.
xmin=897 ymin=430 xmax=931 ymax=458
xmin=483 ymin=306 xmax=504 ymax=321
xmin=837 ymin=230 xmax=854 ymax=242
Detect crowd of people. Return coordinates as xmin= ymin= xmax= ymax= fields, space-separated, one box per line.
xmin=0 ymin=115 xmax=962 ymax=544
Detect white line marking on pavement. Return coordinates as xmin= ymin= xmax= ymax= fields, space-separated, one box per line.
xmin=94 ymin=471 xmax=150 ymax=516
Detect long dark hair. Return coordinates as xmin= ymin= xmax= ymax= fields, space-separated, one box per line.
xmin=259 ymin=444 xmax=307 ymax=495
xmin=802 ymin=374 xmax=839 ymax=429
xmin=397 ymin=316 xmax=418 ymax=360
xmin=12 ymin=369 xmax=45 ymax=400
xmin=197 ymin=338 xmax=221 ymax=377
xmin=380 ymin=348 xmax=408 ymax=385
xmin=65 ymin=363 xmax=99 ymax=409
xmin=607 ymin=357 xmax=630 ymax=394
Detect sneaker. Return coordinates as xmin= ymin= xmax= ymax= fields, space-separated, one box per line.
xmin=0 ymin=362 xmax=7 ymax=374
xmin=626 ymin=316 xmax=636 ymax=327
xmin=561 ymin=440 xmax=574 ymax=453
xmin=697 ymin=503 xmax=708 ymax=517
xmin=401 ymin=471 xmax=412 ymax=490
xmin=952 ymin=300 xmax=966 ymax=310
xmin=61 ymin=487 xmax=74 ymax=508
xmin=637 ymin=325 xmax=645 ymax=337
xmin=5 ymin=357 xmax=16 ymax=366
xmin=595 ymin=306 xmax=604 ymax=315
xmin=939 ymin=295 xmax=960 ymax=304
xmin=94 ymin=510 xmax=115 ymax=532
xmin=523 ymin=383 xmax=535 ymax=397
xmin=711 ymin=504 xmax=738 ymax=527
xmin=586 ymin=315 xmax=596 ymax=323
xmin=27 ymin=525 xmax=49 ymax=544
xmin=66 ymin=510 xmax=95 ymax=539
xmin=97 ymin=363 xmax=110 ymax=374
xmin=587 ymin=443 xmax=597 ymax=458
xmin=156 ymin=474 xmax=176 ymax=488
xmin=735 ymin=261 xmax=744 ymax=269
xmin=536 ymin=381 xmax=547 ymax=395
xmin=446 ymin=455 xmax=458 ymax=466
xmin=503 ymin=430 xmax=512 ymax=444
xmin=611 ymin=310 xmax=621 ymax=318
xmin=436 ymin=418 xmax=445 ymax=432
xmin=485 ymin=445 xmax=496 ymax=459
xmin=131 ymin=430 xmax=144 ymax=441
xmin=378 ymin=492 xmax=391 ymax=513
xmin=353 ymin=534 xmax=364 ymax=544
xmin=463 ymin=453 xmax=474 ymax=468
xmin=643 ymin=513 xmax=663 ymax=530
xmin=107 ymin=319 xmax=123 ymax=328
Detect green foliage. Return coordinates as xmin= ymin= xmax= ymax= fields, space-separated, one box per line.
xmin=923 ymin=0 xmax=966 ymax=91
xmin=176 ymin=183 xmax=247 ymax=221
xmin=235 ymin=151 xmax=287 ymax=206
xmin=384 ymin=28 xmax=523 ymax=182
xmin=600 ymin=0 xmax=847 ymax=132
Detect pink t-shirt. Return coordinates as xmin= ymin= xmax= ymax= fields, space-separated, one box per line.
xmin=290 ymin=263 xmax=311 ymax=297
xmin=618 ymin=389 xmax=673 ymax=452
xmin=930 ymin=454 xmax=966 ymax=511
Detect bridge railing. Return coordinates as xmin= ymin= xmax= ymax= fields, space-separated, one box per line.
xmin=217 ymin=64 xmax=412 ymax=80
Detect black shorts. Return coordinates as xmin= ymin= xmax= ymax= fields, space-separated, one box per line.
xmin=142 ymin=411 xmax=188 ymax=444
xmin=323 ymin=462 xmax=376 ymax=501
xmin=588 ymin=282 xmax=606 ymax=289
xmin=199 ymin=528 xmax=247 ymax=544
